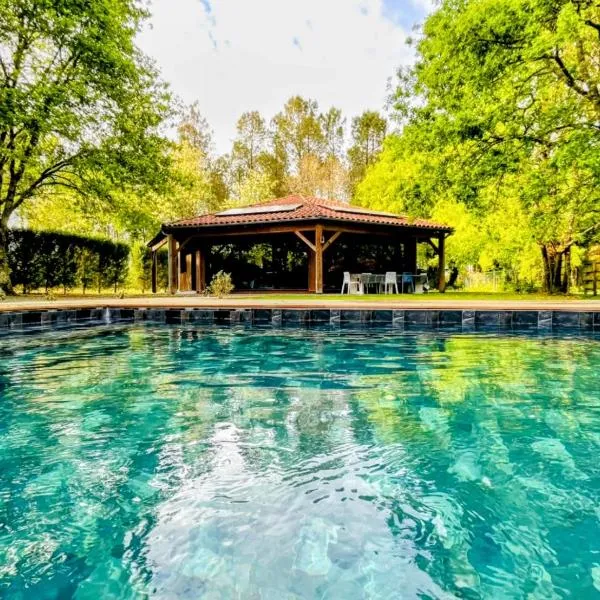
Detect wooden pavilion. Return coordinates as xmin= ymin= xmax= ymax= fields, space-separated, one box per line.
xmin=147 ymin=195 xmax=452 ymax=294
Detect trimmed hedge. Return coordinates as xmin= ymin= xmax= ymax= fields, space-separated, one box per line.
xmin=8 ymin=230 xmax=130 ymax=294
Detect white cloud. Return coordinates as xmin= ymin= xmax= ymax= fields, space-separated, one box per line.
xmin=137 ymin=0 xmax=427 ymax=153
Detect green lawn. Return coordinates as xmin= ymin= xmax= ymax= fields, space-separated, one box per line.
xmin=4 ymin=290 xmax=598 ymax=304
xmin=227 ymin=291 xmax=596 ymax=302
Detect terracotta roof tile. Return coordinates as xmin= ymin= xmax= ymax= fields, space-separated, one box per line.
xmin=163 ymin=195 xmax=451 ymax=232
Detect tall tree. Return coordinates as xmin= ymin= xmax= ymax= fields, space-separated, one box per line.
xmin=320 ymin=107 xmax=348 ymax=199
xmin=0 ymin=0 xmax=171 ymax=291
xmin=359 ymin=0 xmax=600 ymax=292
xmin=231 ymin=111 xmax=267 ymax=173
xmin=272 ymin=96 xmax=324 ymax=172
xmin=348 ymin=111 xmax=387 ymax=195
xmin=177 ymin=101 xmax=214 ymax=157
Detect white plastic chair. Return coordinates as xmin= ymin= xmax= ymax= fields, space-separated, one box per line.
xmin=384 ymin=271 xmax=399 ymax=294
xmin=361 ymin=273 xmax=374 ymax=294
xmin=341 ymin=272 xmax=361 ymax=294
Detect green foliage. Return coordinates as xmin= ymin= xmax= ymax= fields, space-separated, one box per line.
xmin=0 ymin=0 xmax=172 ymax=289
xmin=207 ymin=270 xmax=234 ymax=298
xmin=7 ymin=230 xmax=129 ymax=294
xmin=357 ymin=0 xmax=600 ymax=293
xmin=347 ymin=111 xmax=387 ymax=194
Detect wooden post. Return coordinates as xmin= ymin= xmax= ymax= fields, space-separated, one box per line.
xmin=167 ymin=234 xmax=178 ymax=294
xmin=151 ymin=250 xmax=157 ymax=294
xmin=195 ymin=248 xmax=206 ymax=293
xmin=308 ymin=250 xmax=315 ymax=292
xmin=315 ymin=224 xmax=323 ymax=294
xmin=438 ymin=234 xmax=446 ymax=292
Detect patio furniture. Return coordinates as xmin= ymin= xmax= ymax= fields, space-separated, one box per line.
xmin=401 ymin=272 xmax=414 ymax=293
xmin=384 ymin=271 xmax=399 ymax=294
xmin=341 ymin=271 xmax=362 ymax=294
xmin=361 ymin=273 xmax=377 ymax=294
xmin=414 ymin=273 xmax=428 ymax=293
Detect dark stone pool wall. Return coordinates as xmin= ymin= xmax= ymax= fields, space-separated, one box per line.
xmin=0 ymin=307 xmax=599 ymax=333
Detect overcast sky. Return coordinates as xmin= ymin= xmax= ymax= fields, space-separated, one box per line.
xmin=137 ymin=0 xmax=432 ymax=154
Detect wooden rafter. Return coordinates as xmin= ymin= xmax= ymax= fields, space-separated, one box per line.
xmin=323 ymin=231 xmax=342 ymax=252
xmin=294 ymin=230 xmax=316 ymax=251
xmin=426 ymin=238 xmax=439 ymax=254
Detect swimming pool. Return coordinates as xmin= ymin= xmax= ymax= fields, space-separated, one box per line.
xmin=0 ymin=325 xmax=599 ymax=598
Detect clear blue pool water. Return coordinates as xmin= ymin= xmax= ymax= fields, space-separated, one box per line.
xmin=0 ymin=325 xmax=599 ymax=599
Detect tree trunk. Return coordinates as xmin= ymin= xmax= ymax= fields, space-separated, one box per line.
xmin=561 ymin=247 xmax=571 ymax=293
xmin=0 ymin=223 xmax=14 ymax=294
xmin=541 ymin=245 xmax=568 ymax=294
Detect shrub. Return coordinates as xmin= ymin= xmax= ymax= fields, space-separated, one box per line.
xmin=7 ymin=229 xmax=130 ymax=294
xmin=207 ymin=271 xmax=234 ymax=297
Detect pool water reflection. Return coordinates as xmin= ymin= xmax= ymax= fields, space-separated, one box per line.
xmin=0 ymin=326 xmax=599 ymax=598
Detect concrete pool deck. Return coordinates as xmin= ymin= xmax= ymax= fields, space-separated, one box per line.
xmin=0 ymin=295 xmax=599 ymax=312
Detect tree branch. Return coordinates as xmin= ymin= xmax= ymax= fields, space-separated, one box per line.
xmin=550 ymin=49 xmax=590 ymax=98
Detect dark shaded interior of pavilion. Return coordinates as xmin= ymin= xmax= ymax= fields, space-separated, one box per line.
xmin=197 ymin=232 xmax=428 ymax=292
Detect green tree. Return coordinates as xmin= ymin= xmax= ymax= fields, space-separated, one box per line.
xmin=320 ymin=107 xmax=348 ymax=199
xmin=272 ymin=96 xmax=325 ymax=173
xmin=178 ymin=101 xmax=214 ymax=157
xmin=348 ymin=111 xmax=387 ymax=196
xmin=359 ymin=0 xmax=600 ymax=292
xmin=0 ymin=0 xmax=171 ymax=291
xmin=232 ymin=111 xmax=268 ymax=173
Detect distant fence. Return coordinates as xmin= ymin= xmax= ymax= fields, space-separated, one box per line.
xmin=8 ymin=229 xmax=130 ymax=294
xmin=583 ymin=246 xmax=600 ymax=296
xmin=463 ymin=269 xmax=505 ymax=292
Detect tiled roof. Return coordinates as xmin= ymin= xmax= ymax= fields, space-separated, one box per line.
xmin=163 ymin=195 xmax=451 ymax=232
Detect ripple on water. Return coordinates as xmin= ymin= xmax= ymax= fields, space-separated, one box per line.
xmin=0 ymin=325 xmax=599 ymax=599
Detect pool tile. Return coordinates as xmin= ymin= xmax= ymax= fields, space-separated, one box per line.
xmin=90 ymin=308 xmax=104 ymax=322
xmin=392 ymin=310 xmax=405 ymax=328
xmin=271 ymin=309 xmax=282 ymax=326
xmin=309 ymin=310 xmax=330 ymax=323
xmin=512 ymin=311 xmax=538 ymax=327
xmin=330 ymin=310 xmax=340 ymax=325
xmin=372 ymin=310 xmax=392 ymax=324
xmin=579 ymin=312 xmax=594 ymax=329
xmin=439 ymin=311 xmax=462 ymax=327
xmin=282 ymin=310 xmax=308 ymax=324
xmin=538 ymin=311 xmax=552 ymax=329
xmin=340 ymin=310 xmax=363 ymax=323
xmin=462 ymin=310 xmax=475 ymax=328
xmin=252 ymin=309 xmax=272 ymax=324
xmin=231 ymin=309 xmax=252 ymax=323
xmin=8 ymin=313 xmax=23 ymax=329
xmin=475 ymin=311 xmax=500 ymax=328
xmin=22 ymin=311 xmax=42 ymax=326
xmin=552 ymin=311 xmax=580 ymax=329
xmin=405 ymin=310 xmax=438 ymax=327
xmin=213 ymin=309 xmax=231 ymax=324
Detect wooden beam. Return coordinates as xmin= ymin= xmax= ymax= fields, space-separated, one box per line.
xmin=426 ymin=238 xmax=439 ymax=254
xmin=167 ymin=234 xmax=178 ymax=295
xmin=151 ymin=250 xmax=157 ymax=294
xmin=183 ymin=253 xmax=193 ymax=292
xmin=308 ymin=250 xmax=315 ymax=292
xmin=178 ymin=235 xmax=194 ymax=253
xmin=195 ymin=248 xmax=206 ymax=293
xmin=315 ymin=224 xmax=323 ymax=294
xmin=438 ymin=234 xmax=446 ymax=292
xmin=294 ymin=230 xmax=316 ymax=252
xmin=323 ymin=231 xmax=342 ymax=252
xmin=149 ymin=238 xmax=167 ymax=252
xmin=165 ymin=221 xmax=406 ymax=241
